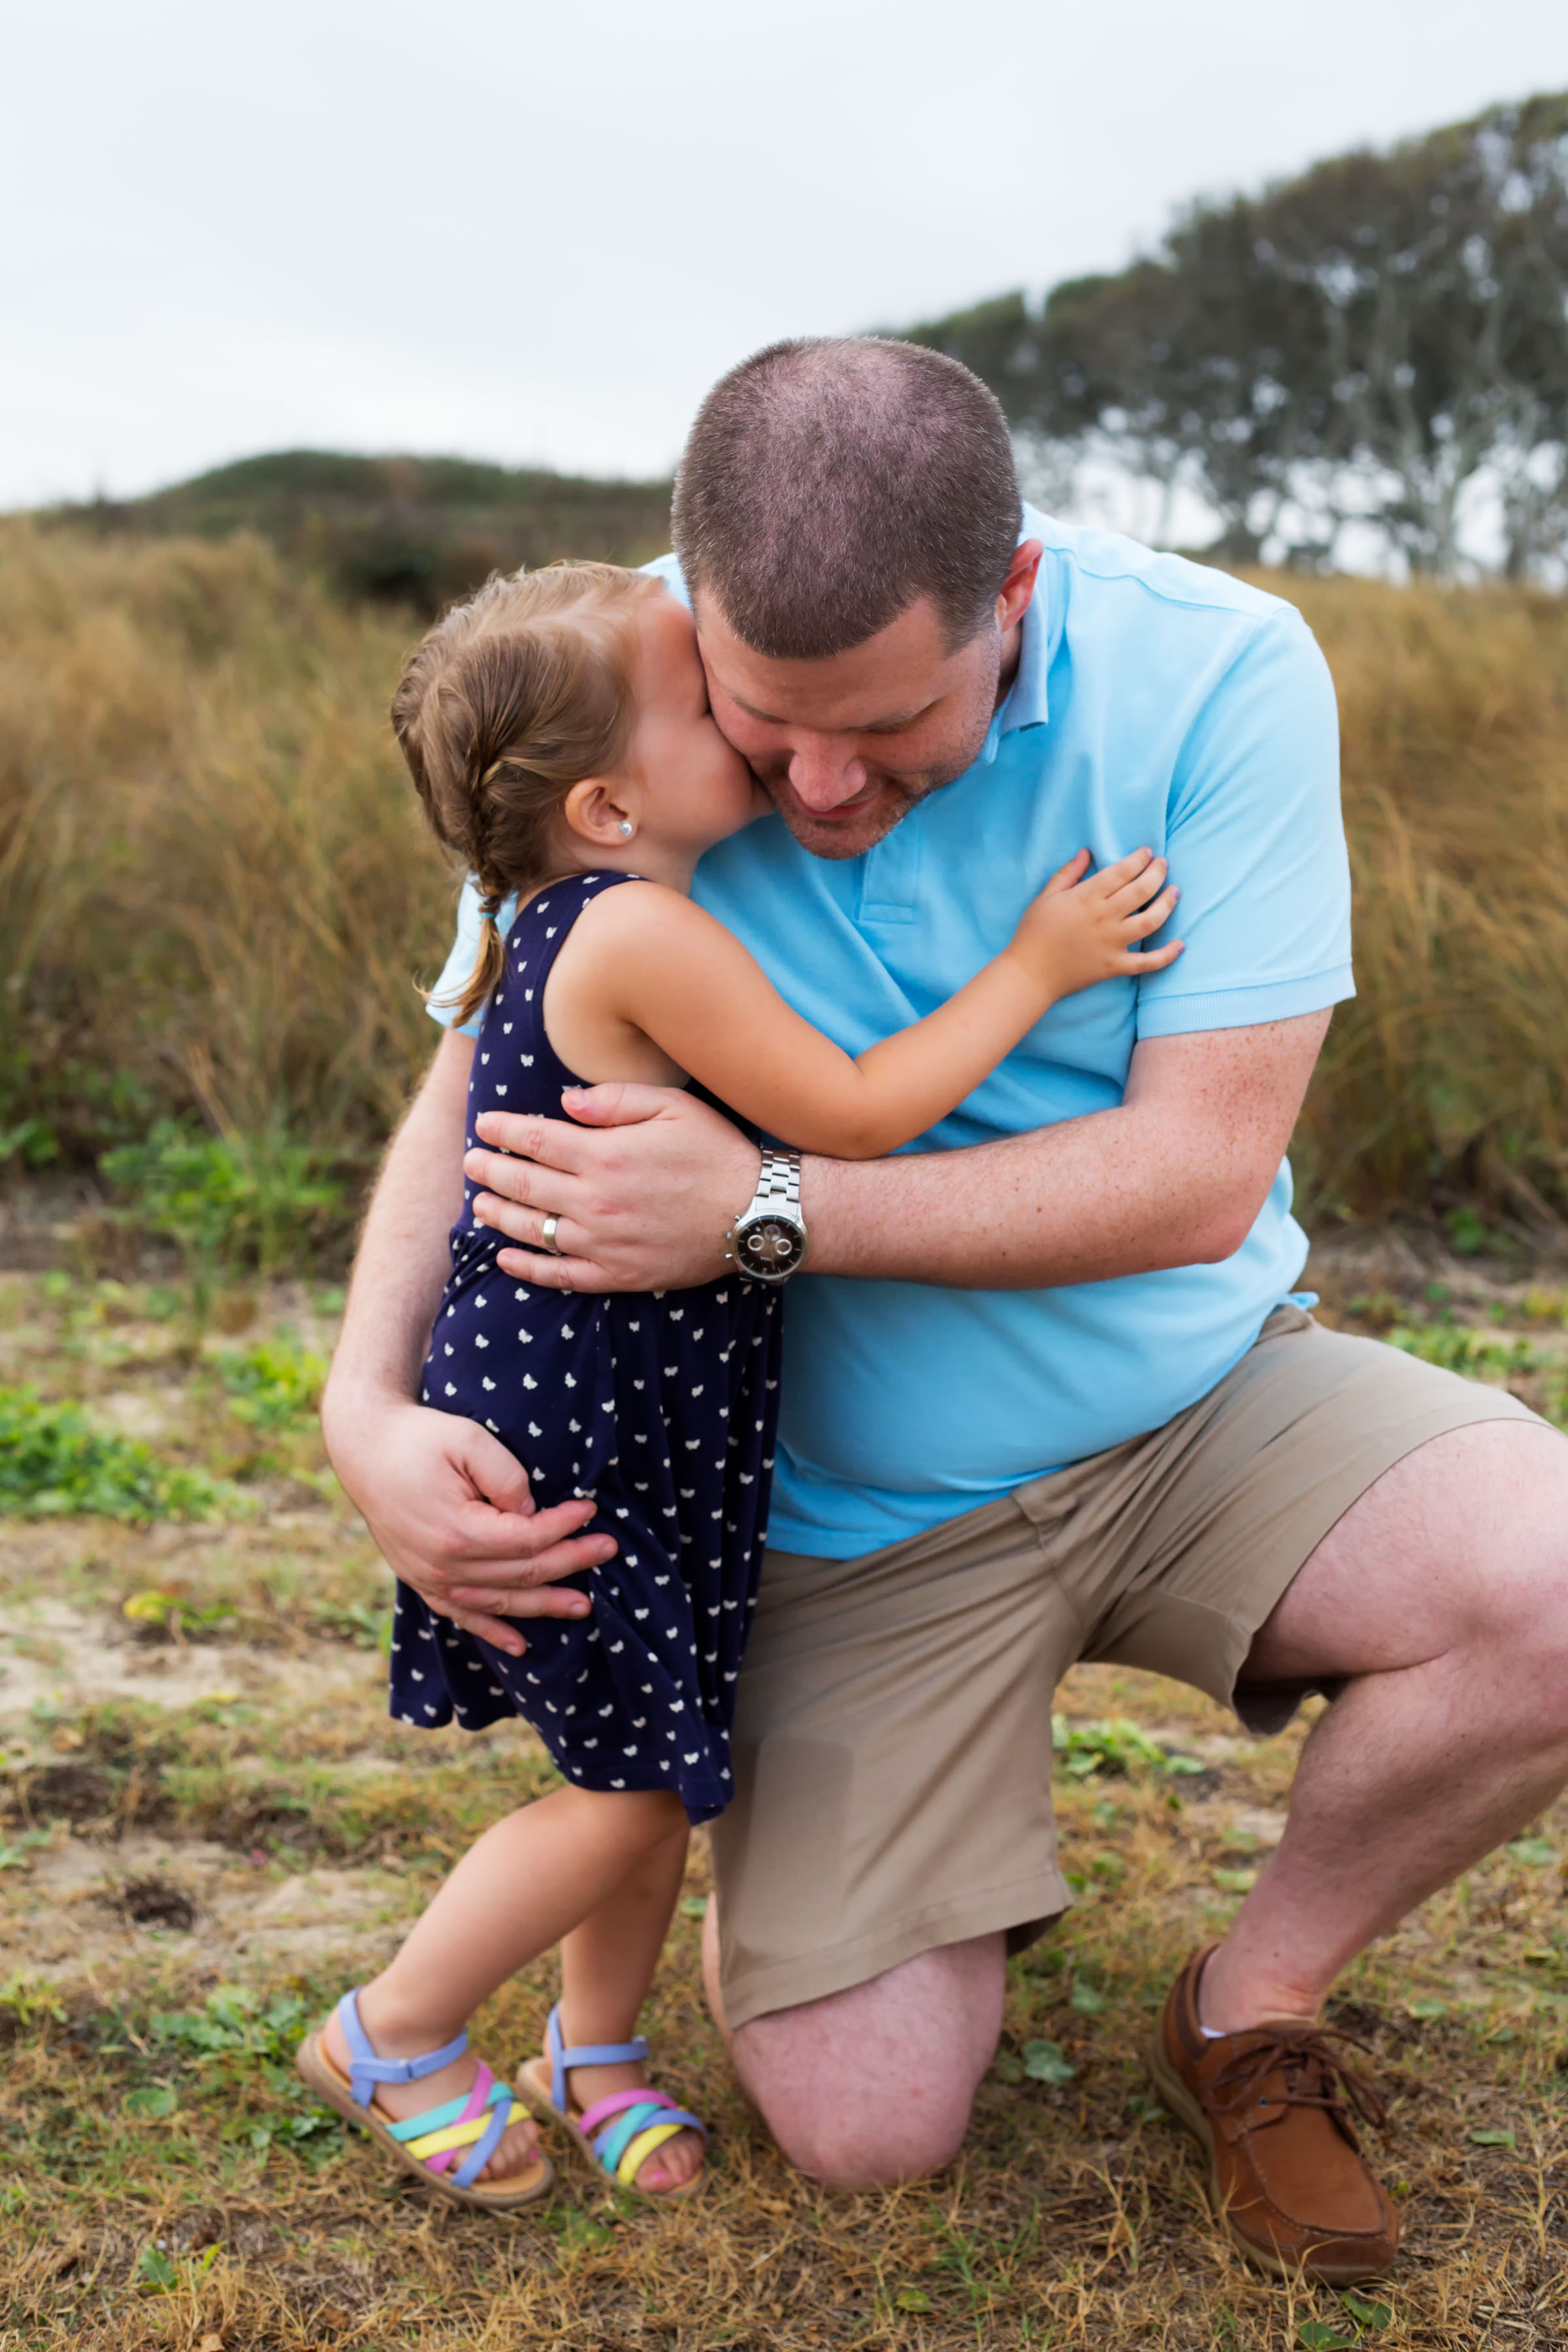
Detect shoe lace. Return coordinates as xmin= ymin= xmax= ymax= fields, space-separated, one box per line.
xmin=1210 ymin=2025 xmax=1389 ymax=2147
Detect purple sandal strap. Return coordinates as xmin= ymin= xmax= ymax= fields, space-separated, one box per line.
xmin=545 ymin=2001 xmax=650 ymax=2112
xmin=450 ymin=2081 xmax=515 ymax=2190
xmin=421 ymin=2062 xmax=497 ymax=2178
xmin=336 ymin=1987 xmax=467 ymax=2109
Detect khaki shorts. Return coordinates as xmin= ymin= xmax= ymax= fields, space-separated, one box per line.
xmin=710 ymin=1306 xmax=1546 ymax=2031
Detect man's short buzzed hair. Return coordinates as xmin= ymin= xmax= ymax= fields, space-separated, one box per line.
xmin=671 ymin=338 xmax=1021 ymax=661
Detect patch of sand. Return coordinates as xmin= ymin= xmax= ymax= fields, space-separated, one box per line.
xmin=0 ymin=1596 xmax=376 ymax=1720
xmin=1228 ymin=1805 xmax=1287 ymax=1846
xmin=92 ymin=1387 xmax=185 ymax=1441
xmin=1 ymin=1830 xmax=411 ymax=1984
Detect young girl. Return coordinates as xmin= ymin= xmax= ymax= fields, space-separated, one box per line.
xmin=299 ymin=563 xmax=1181 ymax=2211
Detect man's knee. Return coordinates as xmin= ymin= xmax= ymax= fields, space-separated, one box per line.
xmin=727 ymin=1935 xmax=1006 ymax=2190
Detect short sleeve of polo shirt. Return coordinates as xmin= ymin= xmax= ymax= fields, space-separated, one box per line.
xmin=1134 ymin=607 xmax=1352 ymax=1038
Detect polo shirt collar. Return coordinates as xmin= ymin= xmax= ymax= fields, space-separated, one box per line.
xmin=974 ymin=561 xmax=1049 ymax=767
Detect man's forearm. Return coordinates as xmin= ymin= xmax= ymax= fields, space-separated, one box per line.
xmin=800 ymin=1017 xmax=1328 ymax=1290
xmin=800 ymin=1104 xmax=1222 ymax=1287
xmin=323 ymin=1029 xmax=472 ymax=1438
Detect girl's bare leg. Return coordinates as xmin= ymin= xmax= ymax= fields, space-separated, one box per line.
xmin=321 ymin=1783 xmax=685 ymax=2182
xmin=555 ymin=1818 xmax=702 ymax=2189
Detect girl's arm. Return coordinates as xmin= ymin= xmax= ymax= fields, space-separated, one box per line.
xmin=554 ymin=849 xmax=1183 ymax=1160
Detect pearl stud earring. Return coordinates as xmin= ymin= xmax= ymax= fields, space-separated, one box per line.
xmin=617 ymin=819 xmax=634 ymax=837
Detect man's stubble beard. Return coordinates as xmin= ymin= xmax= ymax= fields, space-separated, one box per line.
xmin=758 ymin=767 xmax=935 ymax=860
xmin=749 ymin=641 xmax=1004 ymax=862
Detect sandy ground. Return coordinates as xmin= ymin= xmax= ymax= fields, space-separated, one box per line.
xmin=0 ymin=1520 xmax=410 ymax=1986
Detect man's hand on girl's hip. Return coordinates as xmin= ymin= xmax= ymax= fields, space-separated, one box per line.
xmin=321 ymin=1398 xmax=617 ymax=1656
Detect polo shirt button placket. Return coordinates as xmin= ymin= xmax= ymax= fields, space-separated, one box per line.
xmin=856 ymin=819 xmax=923 ymax=930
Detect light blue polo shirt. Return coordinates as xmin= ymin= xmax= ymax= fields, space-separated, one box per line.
xmin=429 ymin=505 xmax=1352 ymax=1558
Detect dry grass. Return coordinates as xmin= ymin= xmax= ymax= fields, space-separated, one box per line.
xmin=1276 ymin=575 xmax=1568 ymax=1226
xmin=3 ymin=1252 xmax=1568 ymax=2349
xmin=0 ymin=521 xmax=447 ymax=1171
xmin=3 ymin=520 xmax=1568 ymax=1243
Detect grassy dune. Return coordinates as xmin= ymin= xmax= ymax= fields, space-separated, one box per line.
xmin=3 ymin=518 xmax=1567 ymax=1252
xmin=67 ymin=449 xmax=676 ymax=616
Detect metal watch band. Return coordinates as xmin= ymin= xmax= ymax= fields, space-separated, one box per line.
xmin=755 ymin=1148 xmax=802 ymax=1212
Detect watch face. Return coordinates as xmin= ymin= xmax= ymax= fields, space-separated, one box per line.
xmin=738 ymin=1216 xmax=800 ymax=1276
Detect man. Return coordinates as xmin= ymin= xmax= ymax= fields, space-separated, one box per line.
xmin=324 ymin=339 xmax=1568 ymax=2282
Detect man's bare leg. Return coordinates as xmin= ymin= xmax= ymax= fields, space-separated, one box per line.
xmin=700 ymin=1903 xmax=1004 ymax=2188
xmin=1201 ymin=1419 xmax=1568 ymax=2027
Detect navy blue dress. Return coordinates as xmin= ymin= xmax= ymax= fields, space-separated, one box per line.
xmin=389 ymin=872 xmax=782 ymax=1825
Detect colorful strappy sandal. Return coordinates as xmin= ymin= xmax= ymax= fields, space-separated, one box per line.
xmin=517 ymin=2003 xmax=708 ymax=2200
xmin=297 ymin=1989 xmax=553 ymax=2212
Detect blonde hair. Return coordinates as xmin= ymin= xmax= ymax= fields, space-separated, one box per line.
xmin=392 ymin=563 xmax=662 ymax=1024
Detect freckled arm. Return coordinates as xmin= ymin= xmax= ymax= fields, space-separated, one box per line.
xmin=798 ymin=1014 xmax=1331 ymax=1287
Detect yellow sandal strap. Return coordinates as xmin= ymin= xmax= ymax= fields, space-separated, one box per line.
xmin=404 ymin=2099 xmax=526 ymax=2161
xmin=615 ymin=2119 xmax=687 ymax=2185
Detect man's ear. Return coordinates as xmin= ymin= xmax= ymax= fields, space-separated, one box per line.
xmin=997 ymin=539 xmax=1044 ymax=634
xmin=563 ymin=777 xmax=637 ymax=847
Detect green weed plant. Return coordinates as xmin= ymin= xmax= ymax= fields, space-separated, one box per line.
xmin=1384 ymin=1316 xmax=1568 ymax=1429
xmin=139 ymin=1987 xmax=338 ymax=2161
xmin=216 ymin=1333 xmax=327 ymax=1431
xmin=0 ymin=1385 xmax=229 ymax=1522
xmin=1051 ymin=1714 xmax=1206 ymax=1780
xmin=101 ymin=1122 xmax=343 ymax=1333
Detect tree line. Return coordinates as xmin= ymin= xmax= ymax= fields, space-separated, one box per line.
xmin=906 ymin=92 xmax=1568 ymax=578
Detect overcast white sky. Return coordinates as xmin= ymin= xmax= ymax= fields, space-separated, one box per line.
xmin=5 ymin=0 xmax=1568 ymax=509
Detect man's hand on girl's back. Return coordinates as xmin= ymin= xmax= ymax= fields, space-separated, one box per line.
xmin=466 ymin=1084 xmax=760 ymax=1295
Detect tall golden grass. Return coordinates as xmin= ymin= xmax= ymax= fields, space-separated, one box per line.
xmin=0 ymin=521 xmax=449 ymax=1169
xmin=1281 ymin=571 xmax=1568 ymax=1224
xmin=3 ymin=516 xmax=1565 ymax=1227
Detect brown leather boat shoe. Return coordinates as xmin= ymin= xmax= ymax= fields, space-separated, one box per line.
xmin=1147 ymin=1946 xmax=1397 ymax=2283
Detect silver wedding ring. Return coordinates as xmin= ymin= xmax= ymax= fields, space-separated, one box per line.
xmin=539 ymin=1214 xmax=563 ymax=1256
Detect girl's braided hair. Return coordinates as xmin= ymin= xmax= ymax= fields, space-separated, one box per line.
xmin=391 ymin=563 xmax=662 ymax=1024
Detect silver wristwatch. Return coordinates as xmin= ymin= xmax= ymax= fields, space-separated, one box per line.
xmin=726 ymin=1148 xmax=809 ymax=1286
